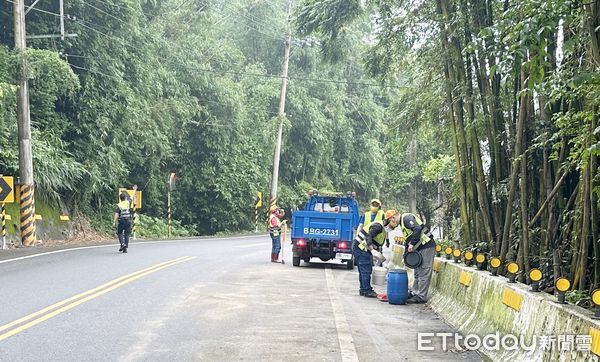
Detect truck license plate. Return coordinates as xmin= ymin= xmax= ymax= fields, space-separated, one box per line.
xmin=336 ymin=253 xmax=352 ymax=260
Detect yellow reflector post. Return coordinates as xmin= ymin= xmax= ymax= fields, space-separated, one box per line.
xmin=476 ymin=254 xmax=485 ymax=263
xmin=593 ymin=289 xmax=600 ymax=306
xmin=453 ymin=249 xmax=461 ymax=257
xmin=556 ymin=277 xmax=571 ymax=292
xmin=465 ymin=251 xmax=473 ymax=260
xmin=502 ymin=287 xmax=523 ymax=311
xmin=490 ymin=257 xmax=501 ymax=268
xmin=507 ymin=262 xmax=519 ymax=274
xmin=435 ymin=244 xmax=442 ymax=252
xmin=445 ymin=247 xmax=453 ymax=255
xmin=529 ymin=268 xmax=542 ymax=282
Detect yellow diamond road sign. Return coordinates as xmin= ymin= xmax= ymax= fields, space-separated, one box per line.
xmin=118 ymin=188 xmax=142 ymax=209
xmin=0 ymin=176 xmax=14 ymax=203
xmin=255 ymin=192 xmax=263 ymax=208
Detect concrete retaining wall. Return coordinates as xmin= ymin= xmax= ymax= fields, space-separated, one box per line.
xmin=391 ymin=246 xmax=600 ymax=361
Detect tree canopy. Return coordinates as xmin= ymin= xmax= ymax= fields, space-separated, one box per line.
xmin=0 ymin=0 xmax=397 ymax=235
xmin=295 ymin=0 xmax=600 ymax=296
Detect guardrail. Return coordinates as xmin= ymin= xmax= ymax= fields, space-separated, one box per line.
xmin=391 ymin=246 xmax=600 ymax=361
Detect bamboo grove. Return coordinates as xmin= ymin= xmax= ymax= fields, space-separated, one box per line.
xmin=296 ymin=0 xmax=600 ymax=295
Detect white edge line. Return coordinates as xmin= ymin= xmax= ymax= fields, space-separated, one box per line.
xmin=325 ymin=267 xmax=359 ymax=362
xmin=0 ymin=235 xmax=263 ymax=265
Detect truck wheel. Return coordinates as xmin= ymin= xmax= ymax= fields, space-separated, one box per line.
xmin=346 ymin=258 xmax=354 ymax=270
xmin=293 ymin=256 xmax=301 ymax=267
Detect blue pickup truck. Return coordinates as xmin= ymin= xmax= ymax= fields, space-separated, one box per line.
xmin=291 ymin=192 xmax=360 ymax=269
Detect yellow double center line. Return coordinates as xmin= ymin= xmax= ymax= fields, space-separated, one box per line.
xmin=0 ymin=256 xmax=195 ymax=342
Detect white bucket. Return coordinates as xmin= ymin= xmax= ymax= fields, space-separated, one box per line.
xmin=372 ymin=266 xmax=388 ymax=285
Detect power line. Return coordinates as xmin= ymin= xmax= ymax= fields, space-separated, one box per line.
xmin=5 ymin=0 xmax=401 ymax=90
xmin=66 ymin=61 xmax=123 ymax=80
xmin=76 ymin=0 xmax=281 ymax=75
xmin=4 ymin=0 xmax=59 ymax=17
xmin=66 ymin=17 xmax=394 ymax=88
xmin=65 ymin=58 xmax=280 ymax=115
xmin=80 ymin=0 xmax=129 ymax=26
xmin=218 ymin=2 xmax=284 ymax=41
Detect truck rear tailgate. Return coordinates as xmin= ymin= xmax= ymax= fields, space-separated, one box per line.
xmin=291 ymin=211 xmax=354 ymax=241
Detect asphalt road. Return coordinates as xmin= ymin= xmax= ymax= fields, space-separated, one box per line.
xmin=0 ymin=235 xmax=481 ymax=361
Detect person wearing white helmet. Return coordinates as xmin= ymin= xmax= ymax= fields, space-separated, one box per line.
xmin=358 ymin=199 xmax=385 ymax=231
xmin=357 ymin=199 xmax=387 ymax=248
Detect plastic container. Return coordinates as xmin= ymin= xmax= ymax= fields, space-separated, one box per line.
xmin=387 ymin=269 xmax=409 ymax=305
xmin=372 ymin=266 xmax=387 ymax=285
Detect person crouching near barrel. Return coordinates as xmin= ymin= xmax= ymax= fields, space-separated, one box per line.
xmin=390 ymin=211 xmax=435 ymax=304
xmin=353 ymin=210 xmax=398 ymax=298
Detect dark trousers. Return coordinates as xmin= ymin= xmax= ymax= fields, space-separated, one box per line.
xmin=352 ymin=242 xmax=373 ymax=293
xmin=117 ymin=218 xmax=132 ymax=247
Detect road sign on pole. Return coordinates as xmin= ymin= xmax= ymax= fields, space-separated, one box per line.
xmin=255 ymin=192 xmax=262 ymax=208
xmin=0 ymin=176 xmax=15 ymax=204
xmin=118 ymin=188 xmax=142 ymax=209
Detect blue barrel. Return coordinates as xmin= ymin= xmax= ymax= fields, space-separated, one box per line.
xmin=387 ymin=269 xmax=409 ymax=305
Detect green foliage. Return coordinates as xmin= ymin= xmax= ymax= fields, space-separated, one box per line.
xmin=0 ymin=0 xmax=395 ymax=236
xmin=136 ymin=214 xmax=195 ymax=238
xmin=566 ymin=290 xmax=591 ymax=308
xmin=423 ymin=155 xmax=455 ymax=182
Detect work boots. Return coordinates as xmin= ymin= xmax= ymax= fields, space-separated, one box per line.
xmin=273 ymin=252 xmax=280 ymax=263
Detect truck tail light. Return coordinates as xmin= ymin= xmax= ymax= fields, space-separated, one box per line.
xmin=296 ymin=239 xmax=306 ymax=247
xmin=338 ymin=241 xmax=348 ymax=249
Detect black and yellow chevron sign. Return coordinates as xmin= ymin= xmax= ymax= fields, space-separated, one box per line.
xmin=0 ymin=176 xmax=14 ymax=203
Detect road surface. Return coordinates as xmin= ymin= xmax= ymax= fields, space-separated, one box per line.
xmin=0 ymin=235 xmax=480 ymax=361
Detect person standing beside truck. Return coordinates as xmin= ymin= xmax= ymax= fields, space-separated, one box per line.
xmin=353 ymin=210 xmax=397 ymax=297
xmin=358 ymin=199 xmax=390 ymax=249
xmin=357 ymin=199 xmax=384 ymax=233
xmin=269 ymin=205 xmax=286 ymax=263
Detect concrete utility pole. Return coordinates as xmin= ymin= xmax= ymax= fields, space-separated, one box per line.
xmin=269 ymin=0 xmax=292 ymax=211
xmin=11 ymin=1 xmax=77 ymax=247
xmin=14 ymin=0 xmax=36 ymax=247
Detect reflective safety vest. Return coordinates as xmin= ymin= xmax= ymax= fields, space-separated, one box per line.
xmin=117 ymin=200 xmax=132 ymax=220
xmin=364 ymin=210 xmax=384 ymax=230
xmin=400 ymin=213 xmax=431 ymax=246
xmin=269 ymin=214 xmax=282 ymax=236
xmin=358 ymin=220 xmax=385 ymax=251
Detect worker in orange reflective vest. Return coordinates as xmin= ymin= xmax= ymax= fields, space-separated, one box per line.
xmin=268 ymin=205 xmax=286 ymax=262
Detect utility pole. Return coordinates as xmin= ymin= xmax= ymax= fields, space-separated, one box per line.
xmin=11 ymin=1 xmax=76 ymax=247
xmin=14 ymin=0 xmax=36 ymax=247
xmin=269 ymin=0 xmax=292 ymax=211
